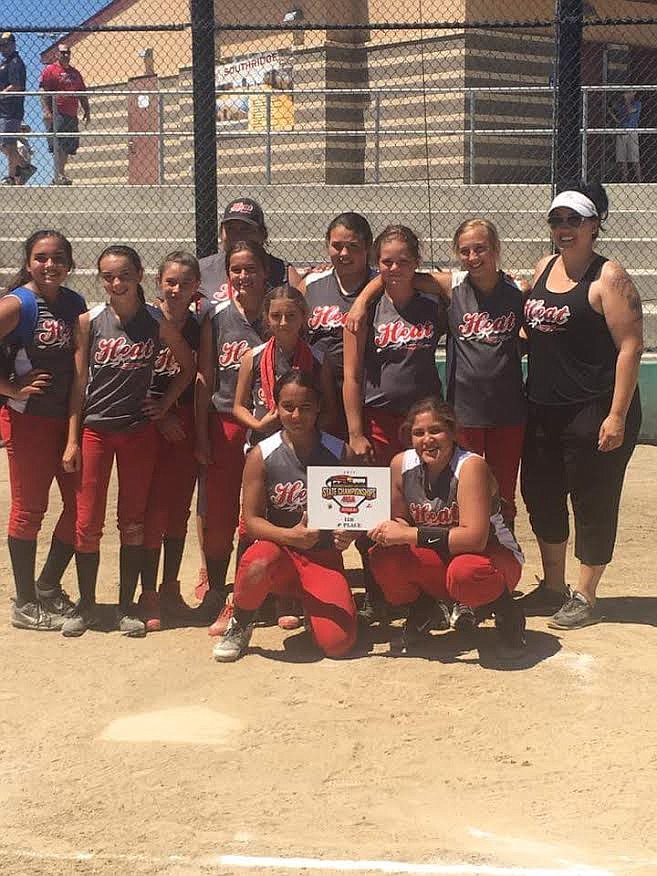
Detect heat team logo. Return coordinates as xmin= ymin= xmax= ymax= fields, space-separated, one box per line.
xmin=458 ymin=311 xmax=516 ymax=344
xmin=322 ymin=474 xmax=377 ymax=515
xmin=37 ymin=318 xmax=72 ymax=350
xmin=374 ymin=320 xmax=434 ymax=350
xmin=218 ymin=339 xmax=250 ymax=369
xmin=308 ymin=305 xmax=346 ymax=332
xmin=95 ymin=337 xmax=154 ymax=369
xmin=271 ymin=480 xmax=307 ymax=511
xmin=524 ymin=299 xmax=571 ymax=332
xmin=153 ymin=346 xmax=179 ymax=377
xmin=409 ymin=500 xmax=459 ymax=527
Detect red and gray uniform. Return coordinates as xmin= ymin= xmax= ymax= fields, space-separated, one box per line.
xmin=234 ymin=428 xmax=357 ymax=657
xmin=0 ymin=286 xmax=87 ymax=543
xmin=521 ymin=254 xmax=641 ymax=566
xmin=84 ymin=303 xmax=162 ymax=431
xmin=304 ymin=268 xmax=376 ymax=384
xmin=360 ymin=291 xmax=443 ymax=464
xmin=445 ymin=270 xmax=526 ymax=520
xmin=210 ymin=299 xmax=265 ymax=413
xmin=76 ymin=303 xmax=165 ymax=553
xmin=197 ymin=249 xmax=288 ymax=317
xmin=143 ymin=312 xmax=201 ymax=550
xmin=364 ymin=291 xmax=443 ymax=412
xmin=204 ymin=299 xmax=267 ymax=561
xmin=248 ymin=341 xmax=322 ymax=445
xmin=370 ymin=446 xmax=523 ymax=610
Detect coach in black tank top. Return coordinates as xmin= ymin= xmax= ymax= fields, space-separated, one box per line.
xmin=520 ymin=184 xmax=643 ymax=630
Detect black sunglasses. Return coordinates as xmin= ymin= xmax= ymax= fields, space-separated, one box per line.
xmin=547 ymin=213 xmax=586 ymax=229
xmin=59 ymin=50 xmax=71 ymax=56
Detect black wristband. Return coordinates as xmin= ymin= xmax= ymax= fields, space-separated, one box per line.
xmin=417 ymin=526 xmax=451 ymax=562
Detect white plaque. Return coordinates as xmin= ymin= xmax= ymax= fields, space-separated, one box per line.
xmin=307 ymin=466 xmax=391 ymax=531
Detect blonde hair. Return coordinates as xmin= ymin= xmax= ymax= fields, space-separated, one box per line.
xmin=452 ymin=218 xmax=501 ymax=262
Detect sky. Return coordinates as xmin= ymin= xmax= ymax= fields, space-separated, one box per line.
xmin=4 ymin=0 xmax=107 ymax=181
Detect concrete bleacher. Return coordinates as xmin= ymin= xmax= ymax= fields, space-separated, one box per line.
xmin=1 ymin=182 xmax=656 ymax=346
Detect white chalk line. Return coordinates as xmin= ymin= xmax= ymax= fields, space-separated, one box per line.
xmin=3 ymin=848 xmax=615 ymax=876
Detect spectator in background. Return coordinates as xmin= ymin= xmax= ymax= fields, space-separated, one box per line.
xmin=39 ymin=44 xmax=90 ymax=186
xmin=0 ymin=32 xmax=27 ymax=186
xmin=611 ymin=90 xmax=642 ymax=183
xmin=16 ymin=124 xmax=37 ymax=185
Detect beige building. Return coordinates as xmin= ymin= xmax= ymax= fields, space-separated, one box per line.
xmin=41 ymin=0 xmax=657 ymax=184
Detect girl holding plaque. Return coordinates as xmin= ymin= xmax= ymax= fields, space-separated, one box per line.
xmin=368 ymin=397 xmax=525 ymax=652
xmin=212 ymin=370 xmax=358 ymax=663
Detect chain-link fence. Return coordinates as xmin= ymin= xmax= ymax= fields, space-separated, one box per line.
xmin=1 ymin=3 xmax=657 ymax=342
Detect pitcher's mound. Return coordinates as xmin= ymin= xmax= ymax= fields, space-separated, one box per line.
xmin=100 ymin=706 xmax=241 ymax=745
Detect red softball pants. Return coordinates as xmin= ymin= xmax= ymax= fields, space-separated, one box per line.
xmin=204 ymin=412 xmax=246 ymax=559
xmin=0 ymin=407 xmax=77 ymax=542
xmin=235 ymin=542 xmax=357 ymax=657
xmin=364 ymin=407 xmax=406 ymax=465
xmin=457 ymin=424 xmax=525 ymax=521
xmin=75 ymin=422 xmax=157 ymax=553
xmin=369 ymin=543 xmax=522 ymax=608
xmin=143 ymin=404 xmax=198 ymax=549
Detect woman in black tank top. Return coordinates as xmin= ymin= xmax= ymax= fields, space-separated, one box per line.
xmin=520 ymin=182 xmax=643 ymax=629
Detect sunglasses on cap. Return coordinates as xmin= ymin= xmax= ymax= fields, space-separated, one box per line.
xmin=547 ymin=213 xmax=586 ymax=229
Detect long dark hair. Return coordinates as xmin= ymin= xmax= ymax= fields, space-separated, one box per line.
xmin=557 ymin=180 xmax=609 ymax=238
xmin=97 ymin=244 xmax=146 ymax=303
xmin=6 ymin=230 xmax=74 ymax=293
xmin=224 ymin=239 xmax=270 ymax=277
xmin=325 ymin=212 xmax=373 ymax=250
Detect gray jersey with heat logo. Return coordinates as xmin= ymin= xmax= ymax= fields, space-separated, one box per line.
xmin=401 ymin=446 xmax=523 ymax=563
xmin=84 ymin=303 xmax=162 ymax=432
xmin=363 ymin=291 xmax=443 ymax=413
xmin=260 ymin=429 xmax=344 ymax=547
xmin=446 ymin=270 xmax=525 ymax=427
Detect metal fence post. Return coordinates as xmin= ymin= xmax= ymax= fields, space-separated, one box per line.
xmin=265 ymin=92 xmax=272 ymax=185
xmin=157 ymin=93 xmax=165 ymax=185
xmin=555 ymin=0 xmax=583 ymax=187
xmin=469 ymin=89 xmax=476 ymax=184
xmin=581 ymin=87 xmax=588 ymax=181
xmin=191 ymin=0 xmax=218 ymax=258
xmin=374 ymin=93 xmax=381 ymax=184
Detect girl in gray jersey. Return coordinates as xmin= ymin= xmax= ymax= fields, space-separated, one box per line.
xmin=0 ymin=231 xmax=86 ymax=631
xmin=368 ymin=398 xmax=525 ymax=652
xmin=195 ymin=240 xmax=270 ymax=630
xmin=213 ymin=370 xmax=358 ymax=663
xmin=348 ymin=219 xmax=526 ymax=525
xmin=233 ymin=284 xmax=336 ymax=447
xmin=343 ymin=225 xmax=445 ymax=465
xmin=61 ymin=245 xmax=195 ymax=637
xmin=300 ymin=212 xmax=375 ymax=436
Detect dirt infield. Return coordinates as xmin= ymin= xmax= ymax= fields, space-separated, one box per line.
xmin=0 ymin=447 xmax=656 ymax=876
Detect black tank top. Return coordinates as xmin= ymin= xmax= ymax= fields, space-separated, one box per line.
xmin=524 ymin=255 xmax=617 ymax=405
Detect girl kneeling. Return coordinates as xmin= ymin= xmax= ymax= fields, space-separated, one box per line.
xmin=368 ymin=398 xmax=526 ymax=651
xmin=213 ymin=370 xmax=358 ymax=662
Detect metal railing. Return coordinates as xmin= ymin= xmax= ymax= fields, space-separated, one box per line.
xmin=17 ymin=84 xmax=656 ymax=186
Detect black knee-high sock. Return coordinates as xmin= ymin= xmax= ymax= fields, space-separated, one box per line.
xmin=140 ymin=547 xmax=160 ymax=592
xmin=355 ymin=534 xmax=384 ymax=601
xmin=119 ymin=545 xmax=144 ymax=612
xmin=162 ymin=537 xmax=185 ymax=584
xmin=235 ymin=536 xmax=252 ymax=570
xmin=36 ymin=536 xmax=75 ymax=595
xmin=75 ymin=551 xmax=100 ymax=606
xmin=206 ymin=554 xmax=230 ymax=596
xmin=8 ymin=536 xmax=37 ymax=607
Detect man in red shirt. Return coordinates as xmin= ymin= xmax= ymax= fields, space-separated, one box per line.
xmin=39 ymin=44 xmax=90 ymax=185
